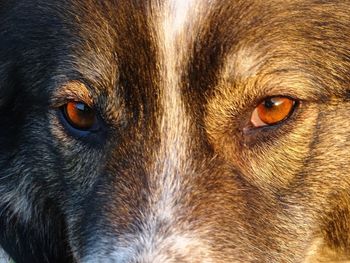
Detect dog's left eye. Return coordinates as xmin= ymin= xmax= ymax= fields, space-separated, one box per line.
xmin=62 ymin=101 xmax=97 ymax=131
xmin=251 ymin=97 xmax=296 ymax=127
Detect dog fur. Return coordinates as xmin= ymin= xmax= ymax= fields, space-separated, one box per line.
xmin=1 ymin=0 xmax=350 ymax=262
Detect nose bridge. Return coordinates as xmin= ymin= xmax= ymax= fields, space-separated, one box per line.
xmin=151 ymin=0 xmax=195 ymax=212
xmin=82 ymin=2 xmax=211 ymax=262
xmin=120 ymin=1 xmax=208 ymax=260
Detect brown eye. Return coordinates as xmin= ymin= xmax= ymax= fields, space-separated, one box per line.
xmin=63 ymin=101 xmax=96 ymax=130
xmin=251 ymin=97 xmax=296 ymax=127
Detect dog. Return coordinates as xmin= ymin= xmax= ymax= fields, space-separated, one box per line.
xmin=1 ymin=0 xmax=350 ymax=262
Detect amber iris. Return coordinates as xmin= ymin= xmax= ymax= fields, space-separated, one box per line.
xmin=251 ymin=97 xmax=295 ymax=127
xmin=63 ymin=102 xmax=96 ymax=130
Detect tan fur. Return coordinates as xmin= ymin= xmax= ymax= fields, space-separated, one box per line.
xmin=1 ymin=0 xmax=350 ymax=262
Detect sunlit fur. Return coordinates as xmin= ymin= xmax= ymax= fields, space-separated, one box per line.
xmin=0 ymin=0 xmax=350 ymax=262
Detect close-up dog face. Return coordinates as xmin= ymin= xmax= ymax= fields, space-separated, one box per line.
xmin=1 ymin=0 xmax=350 ymax=262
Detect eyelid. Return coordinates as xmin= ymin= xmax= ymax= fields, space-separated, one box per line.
xmin=51 ymin=81 xmax=94 ymax=109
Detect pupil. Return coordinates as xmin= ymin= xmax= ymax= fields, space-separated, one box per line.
xmin=73 ymin=102 xmax=94 ymax=123
xmin=264 ymin=99 xmax=275 ymax=109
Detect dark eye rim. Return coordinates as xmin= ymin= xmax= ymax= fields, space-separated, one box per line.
xmin=59 ymin=101 xmax=102 ymax=136
xmin=241 ymin=96 xmax=303 ymax=147
xmin=62 ymin=101 xmax=98 ymax=131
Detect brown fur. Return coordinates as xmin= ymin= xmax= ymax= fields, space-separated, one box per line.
xmin=0 ymin=0 xmax=350 ymax=262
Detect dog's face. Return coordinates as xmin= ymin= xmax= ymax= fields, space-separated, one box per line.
xmin=1 ymin=0 xmax=350 ymax=262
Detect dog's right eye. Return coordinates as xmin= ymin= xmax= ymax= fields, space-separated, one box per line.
xmin=62 ymin=101 xmax=97 ymax=131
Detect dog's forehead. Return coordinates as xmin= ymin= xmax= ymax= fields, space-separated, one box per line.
xmin=5 ymin=0 xmax=350 ymax=100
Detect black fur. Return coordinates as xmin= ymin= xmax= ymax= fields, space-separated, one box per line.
xmin=1 ymin=0 xmax=350 ymax=262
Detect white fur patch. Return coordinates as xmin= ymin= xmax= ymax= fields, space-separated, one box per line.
xmin=84 ymin=233 xmax=214 ymax=263
xmin=0 ymin=248 xmax=12 ymax=263
xmin=0 ymin=186 xmax=33 ymax=224
xmin=223 ymin=46 xmax=265 ymax=80
xmin=165 ymin=0 xmax=194 ymax=36
xmin=152 ymin=0 xmax=197 ymax=227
